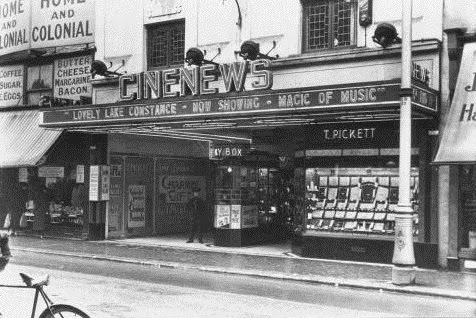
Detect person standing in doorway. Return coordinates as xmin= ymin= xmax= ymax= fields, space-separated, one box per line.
xmin=186 ymin=187 xmax=206 ymax=243
xmin=31 ymin=176 xmax=49 ymax=239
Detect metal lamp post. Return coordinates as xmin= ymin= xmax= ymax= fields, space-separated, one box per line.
xmin=392 ymin=0 xmax=416 ymax=285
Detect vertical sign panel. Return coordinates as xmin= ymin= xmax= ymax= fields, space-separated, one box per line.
xmin=0 ymin=65 xmax=23 ymax=108
xmin=0 ymin=0 xmax=30 ymax=55
xmin=125 ymin=156 xmax=153 ymax=230
xmin=128 ymin=185 xmax=146 ymax=228
xmin=100 ymin=165 xmax=110 ymax=201
xmin=108 ymin=157 xmax=124 ymax=236
xmin=230 ymin=204 xmax=241 ymax=229
xmin=31 ymin=0 xmax=94 ymax=48
xmin=89 ymin=165 xmax=99 ymax=201
xmin=53 ymin=55 xmax=92 ymax=102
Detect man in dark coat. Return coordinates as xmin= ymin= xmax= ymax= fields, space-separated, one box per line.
xmin=31 ymin=176 xmax=49 ymax=238
xmin=186 ymin=187 xmax=206 ymax=243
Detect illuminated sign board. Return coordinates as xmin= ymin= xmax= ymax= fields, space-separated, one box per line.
xmin=119 ymin=60 xmax=273 ymax=101
xmin=41 ymin=80 xmax=438 ymax=127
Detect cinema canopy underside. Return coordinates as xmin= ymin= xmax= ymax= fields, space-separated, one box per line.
xmin=40 ymin=79 xmax=437 ymax=140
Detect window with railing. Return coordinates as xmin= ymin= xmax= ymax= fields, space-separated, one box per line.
xmin=147 ymin=20 xmax=185 ymax=69
xmin=303 ymin=0 xmax=357 ymax=52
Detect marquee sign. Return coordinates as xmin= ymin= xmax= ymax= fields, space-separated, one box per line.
xmin=41 ymin=80 xmax=438 ymax=127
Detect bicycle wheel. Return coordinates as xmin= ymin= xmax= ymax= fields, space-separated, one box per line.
xmin=38 ymin=304 xmax=90 ymax=318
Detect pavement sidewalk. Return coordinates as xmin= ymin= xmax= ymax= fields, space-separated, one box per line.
xmin=9 ymin=234 xmax=476 ymax=301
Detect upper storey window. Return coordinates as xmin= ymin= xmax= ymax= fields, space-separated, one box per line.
xmin=303 ymin=0 xmax=357 ymax=52
xmin=147 ymin=20 xmax=185 ymax=69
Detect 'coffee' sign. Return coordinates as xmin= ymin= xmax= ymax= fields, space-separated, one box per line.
xmin=0 ymin=64 xmax=23 ymax=107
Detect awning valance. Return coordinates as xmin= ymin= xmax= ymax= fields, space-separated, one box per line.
xmin=0 ymin=109 xmax=62 ymax=168
xmin=434 ymin=42 xmax=476 ymax=164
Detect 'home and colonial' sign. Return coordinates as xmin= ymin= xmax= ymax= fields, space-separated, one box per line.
xmin=0 ymin=0 xmax=95 ymax=56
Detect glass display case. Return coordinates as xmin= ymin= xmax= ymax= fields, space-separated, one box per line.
xmin=213 ymin=162 xmax=295 ymax=246
xmin=303 ymin=167 xmax=419 ymax=238
xmin=214 ymin=166 xmax=279 ymax=229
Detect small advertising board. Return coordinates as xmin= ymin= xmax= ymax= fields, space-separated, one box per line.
xmin=89 ymin=165 xmax=110 ymax=201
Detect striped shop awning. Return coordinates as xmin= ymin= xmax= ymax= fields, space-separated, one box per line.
xmin=0 ymin=109 xmax=62 ymax=168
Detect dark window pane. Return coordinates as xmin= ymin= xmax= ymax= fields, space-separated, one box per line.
xmin=147 ymin=20 xmax=185 ymax=68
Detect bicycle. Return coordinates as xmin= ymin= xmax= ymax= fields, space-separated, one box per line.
xmin=0 ymin=231 xmax=90 ymax=317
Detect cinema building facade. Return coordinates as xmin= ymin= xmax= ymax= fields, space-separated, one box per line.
xmin=3 ymin=0 xmax=464 ymax=269
xmin=41 ymin=39 xmax=441 ymax=269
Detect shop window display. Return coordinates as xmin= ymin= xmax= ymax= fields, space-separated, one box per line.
xmin=214 ymin=166 xmax=279 ymax=229
xmin=304 ymin=167 xmax=419 ymax=237
xmin=214 ymin=164 xmax=296 ymax=240
xmin=46 ymin=167 xmax=87 ymax=226
xmin=22 ymin=167 xmax=87 ymax=234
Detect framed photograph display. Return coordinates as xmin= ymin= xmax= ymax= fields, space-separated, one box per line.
xmin=335 ymin=211 xmax=346 ymax=219
xmin=303 ymin=167 xmax=420 ymax=237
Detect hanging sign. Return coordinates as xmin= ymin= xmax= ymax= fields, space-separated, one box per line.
xmin=53 ymin=55 xmax=92 ymax=101
xmin=31 ymin=0 xmax=94 ymax=49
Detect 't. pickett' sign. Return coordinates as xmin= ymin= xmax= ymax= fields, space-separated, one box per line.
xmin=119 ymin=59 xmax=273 ymax=101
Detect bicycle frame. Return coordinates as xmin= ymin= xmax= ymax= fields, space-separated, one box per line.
xmin=0 ymin=283 xmax=55 ymax=318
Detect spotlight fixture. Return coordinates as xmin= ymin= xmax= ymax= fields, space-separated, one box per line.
xmin=185 ymin=47 xmax=220 ymax=66
xmin=236 ymin=40 xmax=278 ymax=61
xmin=372 ymin=23 xmax=401 ymax=48
xmin=90 ymin=60 xmax=124 ymax=78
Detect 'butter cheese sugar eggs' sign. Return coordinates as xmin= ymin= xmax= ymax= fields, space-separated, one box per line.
xmin=31 ymin=0 xmax=94 ymax=49
xmin=0 ymin=0 xmax=30 ymax=55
